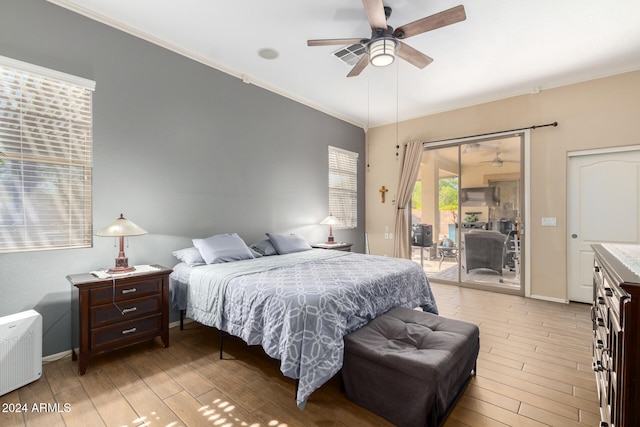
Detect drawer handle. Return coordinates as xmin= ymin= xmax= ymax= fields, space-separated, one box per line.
xmin=121 ymin=288 xmax=137 ymax=295
xmin=594 ymin=266 xmax=600 ymax=273
xmin=597 ymin=317 xmax=605 ymax=327
xmin=602 ymin=354 xmax=610 ymax=371
xmin=593 ymin=361 xmax=603 ymax=372
xmin=122 ymin=307 xmax=137 ymax=315
xmin=121 ymin=327 xmax=137 ymax=335
xmin=604 ymin=287 xmax=613 ymax=297
xmin=597 ymin=296 xmax=605 ymax=305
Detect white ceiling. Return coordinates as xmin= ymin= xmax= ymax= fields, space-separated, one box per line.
xmin=49 ymin=0 xmax=640 ymax=128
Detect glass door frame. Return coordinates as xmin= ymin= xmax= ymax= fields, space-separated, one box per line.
xmin=415 ymin=130 xmax=530 ymax=297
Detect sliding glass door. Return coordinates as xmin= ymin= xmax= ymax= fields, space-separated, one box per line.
xmin=411 ymin=135 xmax=524 ymax=294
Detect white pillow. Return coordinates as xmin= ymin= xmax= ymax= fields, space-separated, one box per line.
xmin=171 ymin=247 xmax=206 ymax=266
xmin=250 ymin=239 xmax=278 ymax=256
xmin=193 ymin=233 xmax=255 ymax=264
xmin=266 ymin=233 xmax=312 ymax=254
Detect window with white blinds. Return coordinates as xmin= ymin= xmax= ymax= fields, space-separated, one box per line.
xmin=328 ymin=145 xmax=358 ymax=229
xmin=0 ymin=56 xmax=95 ymax=253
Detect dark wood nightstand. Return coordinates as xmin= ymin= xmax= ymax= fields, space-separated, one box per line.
xmin=67 ymin=265 xmax=172 ymax=375
xmin=312 ymin=242 xmax=353 ymax=251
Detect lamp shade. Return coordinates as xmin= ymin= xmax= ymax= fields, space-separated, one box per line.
xmin=96 ymin=213 xmax=147 ymax=237
xmin=320 ymin=214 xmax=340 ymax=226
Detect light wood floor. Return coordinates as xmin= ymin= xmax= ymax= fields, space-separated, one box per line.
xmin=1 ymin=283 xmax=599 ymax=426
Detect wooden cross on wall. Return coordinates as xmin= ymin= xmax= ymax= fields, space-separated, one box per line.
xmin=379 ymin=186 xmax=388 ymax=203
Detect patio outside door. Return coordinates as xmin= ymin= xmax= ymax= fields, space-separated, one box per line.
xmin=411 ymin=134 xmax=524 ymax=294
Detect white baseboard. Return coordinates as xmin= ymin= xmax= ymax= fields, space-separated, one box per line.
xmin=529 ymin=294 xmax=569 ymax=304
xmin=43 ymin=350 xmax=72 ymax=363
xmin=169 ymin=318 xmax=193 ymax=328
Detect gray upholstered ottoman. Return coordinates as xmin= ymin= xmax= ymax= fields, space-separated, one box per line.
xmin=342 ymin=307 xmax=479 ymax=427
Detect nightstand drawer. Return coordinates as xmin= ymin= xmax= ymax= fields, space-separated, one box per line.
xmin=91 ymin=314 xmax=162 ymax=350
xmin=90 ymin=295 xmax=162 ymax=327
xmin=90 ymin=278 xmax=162 ymax=305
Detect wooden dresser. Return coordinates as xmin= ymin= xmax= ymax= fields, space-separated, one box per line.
xmin=67 ymin=265 xmax=172 ymax=375
xmin=592 ymin=244 xmax=640 ymax=427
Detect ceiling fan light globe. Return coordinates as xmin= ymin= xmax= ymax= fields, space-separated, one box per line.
xmin=369 ymin=39 xmax=397 ymax=67
xmin=371 ymin=53 xmax=394 ymax=67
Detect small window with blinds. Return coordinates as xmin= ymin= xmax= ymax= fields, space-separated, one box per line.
xmin=328 ymin=145 xmax=358 ymax=229
xmin=0 ymin=56 xmax=95 ymax=253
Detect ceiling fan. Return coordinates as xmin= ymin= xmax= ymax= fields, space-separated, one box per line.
xmin=463 ymin=142 xmax=498 ymax=153
xmin=481 ymin=151 xmax=520 ymax=168
xmin=307 ymin=0 xmax=466 ymax=77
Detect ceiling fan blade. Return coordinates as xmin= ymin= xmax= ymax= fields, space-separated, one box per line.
xmin=347 ymin=53 xmax=370 ymax=77
xmin=397 ymin=42 xmax=433 ymax=69
xmin=307 ymin=38 xmax=364 ymax=47
xmin=394 ymin=5 xmax=466 ymax=39
xmin=361 ymin=0 xmax=387 ymax=30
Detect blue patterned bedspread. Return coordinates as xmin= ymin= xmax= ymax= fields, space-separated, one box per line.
xmin=185 ymin=249 xmax=438 ymax=408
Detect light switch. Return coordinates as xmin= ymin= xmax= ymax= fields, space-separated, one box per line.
xmin=541 ymin=217 xmax=557 ymax=227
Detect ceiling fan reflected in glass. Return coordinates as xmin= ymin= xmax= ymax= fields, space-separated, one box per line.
xmin=480 ymin=151 xmax=520 ymax=168
xmin=462 ymin=142 xmax=496 ymax=153
xmin=307 ymin=0 xmax=466 ymax=77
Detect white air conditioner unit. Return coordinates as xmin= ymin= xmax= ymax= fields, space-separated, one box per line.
xmin=0 ymin=310 xmax=42 ymax=396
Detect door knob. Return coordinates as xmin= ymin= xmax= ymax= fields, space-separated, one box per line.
xmin=571 ymin=234 xmax=578 ymax=238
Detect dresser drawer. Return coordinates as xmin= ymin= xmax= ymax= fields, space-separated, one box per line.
xmin=91 ymin=314 xmax=163 ymax=351
xmin=90 ymin=277 xmax=162 ymax=305
xmin=594 ymin=286 xmax=608 ymax=327
xmin=90 ymin=295 xmax=162 ymax=327
xmin=599 ymin=262 xmax=627 ymax=314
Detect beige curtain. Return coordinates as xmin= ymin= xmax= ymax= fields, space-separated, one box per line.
xmin=393 ymin=141 xmax=424 ymax=258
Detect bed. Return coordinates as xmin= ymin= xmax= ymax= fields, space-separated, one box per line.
xmin=169 ymin=233 xmax=438 ymax=409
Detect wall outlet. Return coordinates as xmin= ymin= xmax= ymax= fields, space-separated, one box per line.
xmin=541 ymin=217 xmax=557 ymax=227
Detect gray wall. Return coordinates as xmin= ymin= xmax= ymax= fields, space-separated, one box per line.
xmin=0 ymin=0 xmax=365 ymax=356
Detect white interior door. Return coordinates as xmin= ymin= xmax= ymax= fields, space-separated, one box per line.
xmin=567 ymin=146 xmax=640 ymax=303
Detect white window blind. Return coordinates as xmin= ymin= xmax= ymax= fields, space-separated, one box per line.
xmin=0 ymin=56 xmax=95 ymax=253
xmin=328 ymin=146 xmax=358 ymax=229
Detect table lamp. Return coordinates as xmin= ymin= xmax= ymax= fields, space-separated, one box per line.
xmin=320 ymin=214 xmax=340 ymax=244
xmin=96 ymin=213 xmax=147 ymax=273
